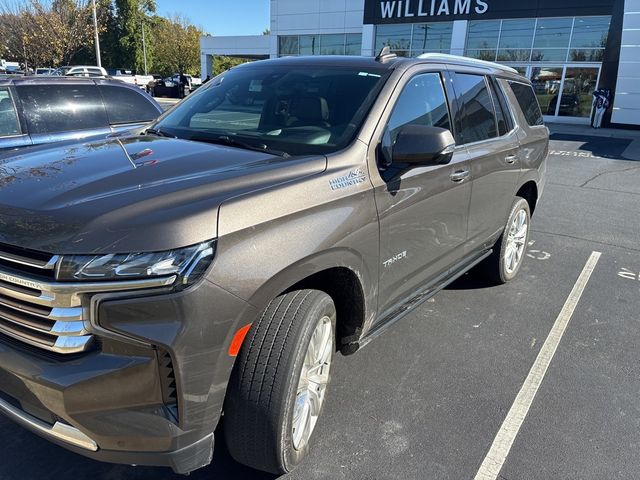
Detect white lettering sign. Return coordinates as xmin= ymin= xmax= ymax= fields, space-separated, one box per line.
xmin=380 ymin=0 xmax=488 ymax=18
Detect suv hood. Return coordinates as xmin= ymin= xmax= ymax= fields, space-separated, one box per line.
xmin=0 ymin=136 xmax=326 ymax=254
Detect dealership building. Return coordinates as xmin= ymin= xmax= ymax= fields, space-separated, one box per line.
xmin=201 ymin=0 xmax=639 ymax=128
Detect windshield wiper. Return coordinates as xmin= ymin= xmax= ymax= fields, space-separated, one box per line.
xmin=189 ymin=135 xmax=290 ymax=158
xmin=144 ymin=127 xmax=176 ymax=138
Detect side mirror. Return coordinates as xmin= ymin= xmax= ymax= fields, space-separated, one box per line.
xmin=392 ymin=125 xmax=456 ymax=167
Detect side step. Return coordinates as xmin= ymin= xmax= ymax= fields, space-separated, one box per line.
xmin=354 ymin=249 xmax=492 ymax=351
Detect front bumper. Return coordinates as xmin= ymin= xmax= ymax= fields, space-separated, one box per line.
xmin=0 ymin=277 xmax=257 ymax=473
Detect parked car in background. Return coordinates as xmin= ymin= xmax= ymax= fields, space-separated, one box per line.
xmin=52 ymin=66 xmax=108 ymax=77
xmin=0 ymin=76 xmax=162 ymax=151
xmin=169 ymin=73 xmax=201 ymax=91
xmin=149 ymin=76 xmax=181 ymax=98
xmin=106 ymin=68 xmax=155 ymax=90
xmin=35 ymin=68 xmax=54 ymax=75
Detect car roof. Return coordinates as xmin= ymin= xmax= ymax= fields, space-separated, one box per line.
xmin=0 ymin=76 xmax=138 ymax=88
xmin=235 ymin=54 xmax=528 ymax=82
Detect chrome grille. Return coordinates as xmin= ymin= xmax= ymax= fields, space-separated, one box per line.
xmin=0 ymin=245 xmax=176 ymax=355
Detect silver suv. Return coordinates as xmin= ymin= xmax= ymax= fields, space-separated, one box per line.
xmin=0 ymin=52 xmax=547 ymax=475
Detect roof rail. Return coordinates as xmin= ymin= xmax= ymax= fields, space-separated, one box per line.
xmin=375 ymin=46 xmax=397 ymax=64
xmin=417 ymin=53 xmax=519 ymax=74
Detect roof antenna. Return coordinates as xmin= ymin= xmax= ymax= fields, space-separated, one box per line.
xmin=375 ymin=46 xmax=397 ymax=63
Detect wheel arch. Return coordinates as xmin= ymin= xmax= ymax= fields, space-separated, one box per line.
xmin=245 ymin=249 xmax=372 ymax=355
xmin=515 ymin=179 xmax=539 ymax=215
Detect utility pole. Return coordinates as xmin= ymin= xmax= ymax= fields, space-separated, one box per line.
xmin=142 ymin=20 xmax=148 ymax=75
xmin=91 ymin=0 xmax=102 ymax=68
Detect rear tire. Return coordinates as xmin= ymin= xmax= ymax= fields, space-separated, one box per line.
xmin=482 ymin=196 xmax=531 ymax=284
xmin=224 ymin=289 xmax=336 ymax=474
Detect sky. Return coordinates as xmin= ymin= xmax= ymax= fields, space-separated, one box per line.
xmin=155 ymin=0 xmax=270 ymax=36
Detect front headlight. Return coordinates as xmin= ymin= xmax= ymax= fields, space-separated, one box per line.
xmin=56 ymin=241 xmax=216 ymax=286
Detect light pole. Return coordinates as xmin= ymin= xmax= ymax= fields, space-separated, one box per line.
xmin=142 ymin=20 xmax=148 ymax=75
xmin=91 ymin=0 xmax=102 ymax=68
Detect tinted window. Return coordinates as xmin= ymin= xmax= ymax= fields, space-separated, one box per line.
xmin=452 ymin=73 xmax=497 ymax=144
xmin=387 ymin=72 xmax=451 ymax=142
xmin=508 ymin=81 xmax=544 ymax=126
xmin=99 ymin=85 xmax=159 ymax=124
xmin=0 ymin=88 xmax=20 ymax=137
xmin=488 ymin=79 xmax=511 ymax=136
xmin=155 ymin=65 xmax=390 ymax=156
xmin=17 ymin=84 xmax=109 ymax=134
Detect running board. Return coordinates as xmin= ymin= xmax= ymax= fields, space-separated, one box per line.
xmin=355 ymin=249 xmax=492 ymax=351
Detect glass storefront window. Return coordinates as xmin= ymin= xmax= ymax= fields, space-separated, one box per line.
xmin=530 ymin=67 xmax=564 ymax=116
xmin=345 ymin=34 xmax=362 ymax=55
xmin=558 ymin=67 xmax=599 ymax=117
xmin=279 ymin=36 xmax=299 ymax=56
xmin=300 ymin=35 xmax=320 ymax=55
xmin=466 ymin=16 xmax=610 ymax=64
xmin=320 ymin=34 xmax=345 ymax=55
xmin=279 ymin=33 xmax=362 ymax=57
xmin=534 ymin=18 xmax=573 ymax=48
xmin=466 ymin=50 xmax=498 ymax=61
xmin=569 ymin=49 xmax=604 ymax=62
xmin=531 ymin=48 xmax=570 ymax=62
xmin=411 ymin=22 xmax=453 ymax=54
xmin=467 ymin=20 xmax=501 ymax=49
xmin=531 ymin=18 xmax=572 ymax=61
xmin=375 ymin=24 xmax=412 ymax=53
xmin=571 ymin=16 xmax=610 ymax=49
xmin=497 ymin=19 xmax=535 ymax=62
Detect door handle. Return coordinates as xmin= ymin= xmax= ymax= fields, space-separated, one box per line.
xmin=505 ymin=154 xmax=518 ymax=164
xmin=450 ymin=170 xmax=470 ymax=183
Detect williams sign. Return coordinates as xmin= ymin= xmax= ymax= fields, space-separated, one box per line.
xmin=363 ymin=0 xmax=614 ymax=24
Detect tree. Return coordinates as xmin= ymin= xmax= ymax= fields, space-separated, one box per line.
xmin=213 ymin=56 xmax=250 ymax=76
xmin=112 ymin=0 xmax=155 ymax=70
xmin=150 ymin=14 xmax=203 ymax=76
xmin=262 ymin=28 xmax=270 ymax=35
xmin=0 ymin=0 xmax=101 ymax=68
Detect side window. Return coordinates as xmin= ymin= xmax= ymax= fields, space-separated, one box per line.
xmin=17 ymin=85 xmax=109 ymax=134
xmin=0 ymin=88 xmax=21 ymax=137
xmin=488 ymin=78 xmax=511 ymax=136
xmin=451 ymin=73 xmax=498 ymax=144
xmin=508 ymin=81 xmax=544 ymax=126
xmin=99 ymin=85 xmax=160 ymax=124
xmin=387 ymin=72 xmax=451 ymax=142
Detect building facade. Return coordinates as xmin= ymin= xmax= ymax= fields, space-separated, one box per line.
xmin=201 ymin=0 xmax=639 ymax=128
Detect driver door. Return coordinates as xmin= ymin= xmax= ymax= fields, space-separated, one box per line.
xmin=371 ymin=69 xmax=472 ymax=319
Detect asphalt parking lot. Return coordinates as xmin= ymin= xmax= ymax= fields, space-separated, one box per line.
xmin=1 ymin=130 xmax=639 ymax=480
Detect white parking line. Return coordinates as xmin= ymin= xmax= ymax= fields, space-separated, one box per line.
xmin=474 ymin=251 xmax=602 ymax=480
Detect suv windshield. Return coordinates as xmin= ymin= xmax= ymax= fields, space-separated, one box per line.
xmin=154 ymin=64 xmax=390 ymax=156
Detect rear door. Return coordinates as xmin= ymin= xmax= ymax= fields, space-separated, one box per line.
xmin=448 ymin=71 xmax=521 ymax=253
xmin=0 ymin=86 xmax=31 ymax=150
xmin=371 ymin=66 xmax=472 ymax=318
xmin=503 ymin=79 xmax=549 ymax=191
xmin=16 ymin=83 xmax=111 ymax=146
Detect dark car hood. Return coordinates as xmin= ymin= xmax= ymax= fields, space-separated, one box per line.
xmin=0 ymin=136 xmax=326 ymax=254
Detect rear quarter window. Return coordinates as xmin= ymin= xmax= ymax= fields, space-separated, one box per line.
xmin=0 ymin=88 xmax=21 ymax=137
xmin=17 ymin=84 xmax=109 ymax=134
xmin=99 ymin=85 xmax=160 ymax=125
xmin=508 ymin=81 xmax=544 ymax=127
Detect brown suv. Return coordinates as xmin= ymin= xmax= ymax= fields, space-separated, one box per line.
xmin=0 ymin=51 xmax=547 ymax=475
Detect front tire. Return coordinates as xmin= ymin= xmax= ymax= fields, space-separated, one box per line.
xmin=483 ymin=196 xmax=531 ymax=284
xmin=224 ymin=290 xmax=336 ymax=474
